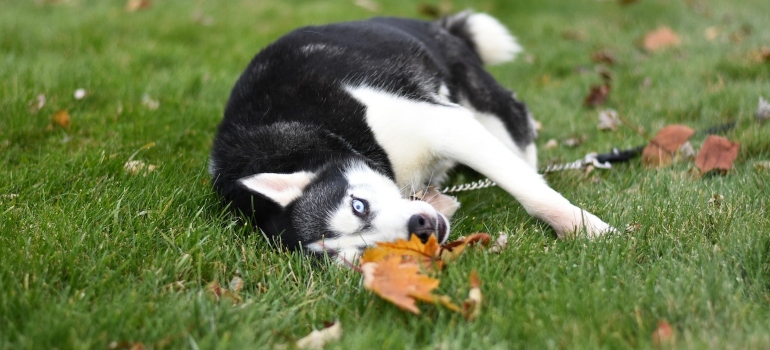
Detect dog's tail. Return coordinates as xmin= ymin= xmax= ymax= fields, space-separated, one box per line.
xmin=439 ymin=11 xmax=522 ymax=65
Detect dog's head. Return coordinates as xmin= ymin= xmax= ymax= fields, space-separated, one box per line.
xmin=237 ymin=161 xmax=457 ymax=262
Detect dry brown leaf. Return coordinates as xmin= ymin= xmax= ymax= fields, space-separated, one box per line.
xmin=438 ymin=233 xmax=492 ymax=263
xmin=651 ymin=320 xmax=675 ymax=346
xmin=704 ymin=27 xmax=719 ymax=41
xmin=462 ymin=271 xmax=482 ymax=321
xmin=489 ymin=232 xmax=509 ymax=254
xmin=597 ymin=109 xmax=621 ymax=131
xmin=543 ymin=139 xmax=558 ymax=150
xmin=584 ymin=84 xmax=610 ymax=107
xmin=694 ymin=135 xmax=740 ymax=174
xmin=562 ymin=134 xmax=588 ymax=148
xmin=643 ymin=26 xmax=681 ymax=52
xmin=125 ymin=0 xmax=151 ymax=12
xmin=353 ymin=0 xmax=380 ymax=12
xmin=108 ymin=341 xmax=146 ymax=350
xmin=761 ymin=47 xmax=770 ymax=62
xmin=754 ymin=161 xmax=770 ymax=171
xmin=206 ymin=280 xmax=242 ymax=304
xmin=294 ymin=320 xmax=342 ymax=350
xmin=52 ymin=110 xmax=71 ymax=129
xmin=561 ymin=29 xmax=587 ymax=42
xmin=361 ymin=258 xmax=440 ymax=314
xmin=641 ymin=125 xmax=695 ymax=167
xmin=591 ymin=50 xmax=616 ymax=65
xmin=124 ymin=160 xmax=158 ymax=176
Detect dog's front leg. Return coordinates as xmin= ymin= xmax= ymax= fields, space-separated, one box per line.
xmin=435 ymin=115 xmax=615 ymax=238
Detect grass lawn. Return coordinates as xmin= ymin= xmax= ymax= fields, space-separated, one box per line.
xmin=2 ymin=0 xmax=769 ymax=348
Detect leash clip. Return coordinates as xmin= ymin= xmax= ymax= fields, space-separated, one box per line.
xmin=584 ymin=153 xmax=612 ymax=169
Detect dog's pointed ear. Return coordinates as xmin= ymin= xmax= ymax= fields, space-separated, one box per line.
xmin=238 ymin=172 xmax=315 ymax=207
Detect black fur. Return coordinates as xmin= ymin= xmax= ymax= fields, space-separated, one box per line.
xmin=209 ymin=13 xmax=534 ymax=250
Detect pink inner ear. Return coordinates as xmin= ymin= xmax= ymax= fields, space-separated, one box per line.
xmin=419 ymin=187 xmax=460 ymax=218
xmin=238 ymin=172 xmax=315 ymax=207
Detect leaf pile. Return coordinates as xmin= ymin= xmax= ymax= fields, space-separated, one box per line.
xmin=359 ymin=233 xmax=492 ymax=317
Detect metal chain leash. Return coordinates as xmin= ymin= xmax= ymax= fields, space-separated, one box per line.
xmin=440 ymin=153 xmax=612 ymax=194
xmin=437 ymin=121 xmax=736 ymax=194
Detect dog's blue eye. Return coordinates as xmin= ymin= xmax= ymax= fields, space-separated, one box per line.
xmin=352 ymin=198 xmax=368 ymax=216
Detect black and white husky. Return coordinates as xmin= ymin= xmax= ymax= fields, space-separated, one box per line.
xmin=209 ymin=11 xmax=614 ymax=261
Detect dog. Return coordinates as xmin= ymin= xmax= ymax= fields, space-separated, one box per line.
xmin=209 ymin=11 xmax=614 ymax=262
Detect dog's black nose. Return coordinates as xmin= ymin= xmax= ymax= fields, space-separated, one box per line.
xmin=408 ymin=213 xmax=436 ymax=243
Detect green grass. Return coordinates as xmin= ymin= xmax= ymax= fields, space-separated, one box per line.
xmin=1 ymin=0 xmax=769 ymax=348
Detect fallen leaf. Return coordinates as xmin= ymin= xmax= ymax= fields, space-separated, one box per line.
xmin=756 ymin=96 xmax=770 ymax=123
xmin=125 ymin=0 xmax=151 ymax=12
xmin=229 ymin=276 xmax=244 ymax=294
xmin=52 ymin=110 xmax=71 ymax=129
xmin=561 ymin=29 xmax=587 ymax=42
xmin=438 ymin=233 xmax=492 ymax=263
xmin=704 ymin=26 xmax=719 ymax=41
xmin=362 ymin=258 xmax=440 ymax=314
xmin=624 ymin=222 xmax=641 ymax=233
xmin=360 ymin=234 xmax=442 ymax=269
xmin=584 ymin=84 xmax=610 ymax=107
xmin=641 ymin=125 xmax=695 ymax=167
xmin=124 ymin=160 xmax=158 ymax=176
xmin=651 ymin=320 xmax=675 ymax=346
xmin=642 ymin=26 xmax=681 ymax=52
xmin=761 ymin=47 xmax=770 ymax=62
xmin=753 ymin=161 xmax=770 ymax=171
xmin=74 ymin=88 xmax=86 ymax=100
xmin=354 ymin=0 xmax=380 ymax=12
xmin=707 ymin=193 xmax=724 ymax=208
xmin=190 ymin=10 xmax=214 ymax=26
xmin=206 ymin=279 xmax=243 ymax=304
xmin=141 ymin=93 xmax=159 ymax=110
xmin=462 ymin=271 xmax=483 ymax=321
xmin=108 ymin=341 xmax=146 ymax=350
xmin=417 ymin=2 xmax=452 ymax=19
xmin=29 ymin=94 xmax=46 ymax=113
xmin=562 ymin=134 xmax=588 ymax=148
xmin=694 ymin=135 xmax=740 ymax=174
xmin=489 ymin=232 xmax=508 ymax=254
xmin=591 ymin=50 xmax=616 ymax=65
xmin=295 ymin=320 xmax=342 ymax=350
xmin=597 ymin=109 xmax=621 ymax=131
xmin=543 ymin=139 xmax=558 ymax=150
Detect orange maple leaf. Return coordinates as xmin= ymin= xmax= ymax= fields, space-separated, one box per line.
xmin=360 ymin=234 xmax=442 ymax=269
xmin=361 ymin=257 xmax=440 ymax=314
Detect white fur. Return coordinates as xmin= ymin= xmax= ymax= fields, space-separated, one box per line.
xmin=238 ymin=172 xmax=315 ymax=207
xmin=309 ymin=163 xmax=445 ymax=262
xmin=346 ymin=85 xmax=614 ymax=238
xmin=465 ymin=13 xmax=522 ymax=65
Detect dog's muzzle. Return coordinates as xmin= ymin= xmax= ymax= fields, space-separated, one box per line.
xmin=408 ymin=213 xmax=449 ymax=243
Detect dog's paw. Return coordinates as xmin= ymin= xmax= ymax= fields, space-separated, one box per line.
xmin=552 ymin=206 xmax=616 ymax=239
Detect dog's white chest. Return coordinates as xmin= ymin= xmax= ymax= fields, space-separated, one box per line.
xmin=345 ymin=86 xmax=457 ymax=192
